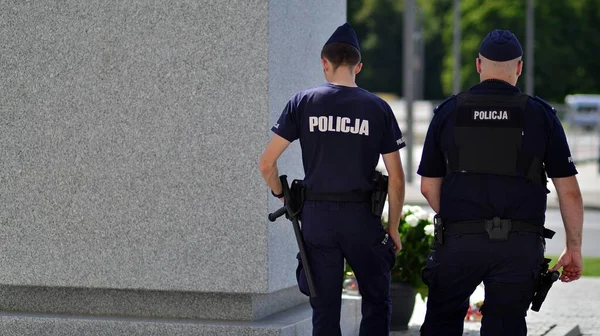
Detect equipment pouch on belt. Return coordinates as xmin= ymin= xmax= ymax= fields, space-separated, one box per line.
xmin=371 ymin=171 xmax=388 ymax=217
xmin=531 ymin=257 xmax=560 ymax=312
xmin=433 ymin=214 xmax=444 ymax=245
xmin=289 ymin=179 xmax=305 ymax=218
xmin=485 ymin=217 xmax=512 ymax=241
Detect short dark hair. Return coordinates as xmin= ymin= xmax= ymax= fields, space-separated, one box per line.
xmin=320 ymin=42 xmax=361 ymax=70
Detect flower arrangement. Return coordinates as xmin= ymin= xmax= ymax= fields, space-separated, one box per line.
xmin=343 ymin=203 xmax=435 ymax=300
xmin=386 ymin=204 xmax=435 ymax=299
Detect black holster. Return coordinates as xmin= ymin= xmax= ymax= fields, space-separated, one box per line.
xmin=371 ymin=171 xmax=389 ymax=217
xmin=288 ymin=179 xmax=305 ymax=218
xmin=531 ymin=257 xmax=560 ymax=312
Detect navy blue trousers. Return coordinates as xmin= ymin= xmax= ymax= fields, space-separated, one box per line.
xmin=420 ymin=231 xmax=545 ymax=336
xmin=295 ymin=201 xmax=396 ymax=336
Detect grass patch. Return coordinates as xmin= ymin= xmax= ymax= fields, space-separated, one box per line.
xmin=546 ymin=255 xmax=600 ymax=277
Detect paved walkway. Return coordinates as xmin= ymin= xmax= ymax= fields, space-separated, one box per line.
xmin=389 ymin=277 xmax=600 ymax=336
xmin=527 ymin=277 xmax=600 ymax=335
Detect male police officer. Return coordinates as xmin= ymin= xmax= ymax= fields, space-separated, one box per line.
xmin=417 ymin=29 xmax=584 ymax=335
xmin=259 ymin=23 xmax=406 ymax=336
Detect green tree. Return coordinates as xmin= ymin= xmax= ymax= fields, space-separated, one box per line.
xmin=348 ymin=0 xmax=452 ymax=99
xmin=440 ymin=0 xmax=600 ymax=102
xmin=418 ymin=0 xmax=453 ymax=100
xmin=538 ymin=0 xmax=600 ymax=98
xmin=349 ymin=0 xmax=600 ymax=102
xmin=440 ymin=0 xmax=525 ymax=97
xmin=349 ymin=0 xmax=405 ymax=95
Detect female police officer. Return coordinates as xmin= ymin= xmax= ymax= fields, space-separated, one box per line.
xmin=259 ymin=23 xmax=407 ymax=336
xmin=417 ymin=29 xmax=584 ymax=336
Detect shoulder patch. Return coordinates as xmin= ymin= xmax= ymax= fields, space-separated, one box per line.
xmin=533 ymin=96 xmax=557 ymax=114
xmin=433 ymin=95 xmax=456 ymax=114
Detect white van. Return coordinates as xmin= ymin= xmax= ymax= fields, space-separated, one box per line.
xmin=565 ymin=94 xmax=600 ymax=130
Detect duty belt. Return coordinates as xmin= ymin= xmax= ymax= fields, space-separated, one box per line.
xmin=444 ymin=217 xmax=555 ymax=241
xmin=303 ymin=190 xmax=372 ymax=203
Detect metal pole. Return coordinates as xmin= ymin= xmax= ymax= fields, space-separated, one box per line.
xmin=525 ymin=0 xmax=534 ymax=95
xmin=453 ymin=0 xmax=461 ymax=94
xmin=404 ymin=0 xmax=415 ymax=183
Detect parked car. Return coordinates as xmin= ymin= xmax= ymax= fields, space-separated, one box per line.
xmin=564 ymin=94 xmax=600 ymax=130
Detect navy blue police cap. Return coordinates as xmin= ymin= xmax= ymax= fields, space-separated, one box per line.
xmin=324 ymin=22 xmax=360 ymax=52
xmin=478 ymin=29 xmax=523 ymax=61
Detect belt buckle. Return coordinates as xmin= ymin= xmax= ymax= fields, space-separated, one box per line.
xmin=484 ymin=217 xmax=511 ymax=241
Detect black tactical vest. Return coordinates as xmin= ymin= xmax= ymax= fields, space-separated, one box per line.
xmin=444 ymin=92 xmax=545 ymax=185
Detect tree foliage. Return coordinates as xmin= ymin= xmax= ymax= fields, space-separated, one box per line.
xmin=349 ymin=0 xmax=405 ymax=95
xmin=348 ymin=0 xmax=600 ymax=103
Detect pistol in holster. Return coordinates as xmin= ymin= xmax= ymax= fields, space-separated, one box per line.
xmin=530 ymin=257 xmax=560 ymax=312
xmin=371 ymin=171 xmax=389 ymax=217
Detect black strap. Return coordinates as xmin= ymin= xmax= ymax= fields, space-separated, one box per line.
xmin=303 ymin=189 xmax=371 ymax=202
xmin=444 ymin=219 xmax=555 ymax=239
xmin=444 ymin=149 xmax=460 ymax=177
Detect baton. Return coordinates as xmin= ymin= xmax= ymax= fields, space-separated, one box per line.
xmin=267 ymin=175 xmax=318 ymax=299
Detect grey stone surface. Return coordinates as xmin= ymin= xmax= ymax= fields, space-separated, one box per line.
xmin=266 ymin=0 xmax=346 ymax=292
xmin=251 ymin=286 xmax=308 ymax=321
xmin=0 ymin=0 xmax=345 ymax=300
xmin=545 ymin=325 xmax=581 ymax=336
xmin=0 ymin=0 xmax=350 ymax=332
xmin=340 ymin=295 xmax=362 ymax=335
xmin=0 ymin=297 xmax=361 ymax=336
xmin=0 ymin=0 xmax=269 ymax=294
xmin=0 ymin=284 xmax=306 ymax=321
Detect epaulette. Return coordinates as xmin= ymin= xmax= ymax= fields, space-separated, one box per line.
xmin=532 ymin=96 xmax=557 ymax=114
xmin=433 ymin=95 xmax=456 ymax=114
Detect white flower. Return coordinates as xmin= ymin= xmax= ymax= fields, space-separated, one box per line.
xmin=402 ymin=205 xmax=411 ymax=215
xmin=419 ymin=211 xmax=431 ymax=221
xmin=424 ymin=224 xmax=435 ymax=236
xmin=382 ymin=202 xmax=389 ymax=222
xmin=428 ymin=213 xmax=436 ymax=223
xmin=469 ymin=283 xmax=485 ymax=305
xmin=408 ymin=206 xmax=427 ymax=220
xmin=410 ymin=205 xmax=424 ymax=214
xmin=405 ymin=214 xmax=419 ymax=227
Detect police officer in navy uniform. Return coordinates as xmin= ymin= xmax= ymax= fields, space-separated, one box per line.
xmin=417 ymin=29 xmax=584 ymax=335
xmin=259 ymin=23 xmax=406 ymax=336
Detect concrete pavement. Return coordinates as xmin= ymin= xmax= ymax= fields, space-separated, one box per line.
xmin=526 ymin=277 xmax=600 ymax=336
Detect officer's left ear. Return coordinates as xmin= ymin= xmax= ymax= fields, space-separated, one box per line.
xmin=354 ymin=63 xmax=363 ymax=75
xmin=321 ymin=58 xmax=329 ymax=72
xmin=516 ymin=60 xmax=523 ymax=76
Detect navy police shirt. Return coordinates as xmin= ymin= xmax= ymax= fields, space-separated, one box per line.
xmin=417 ymin=79 xmax=578 ymax=224
xmin=272 ymin=83 xmax=405 ymax=194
